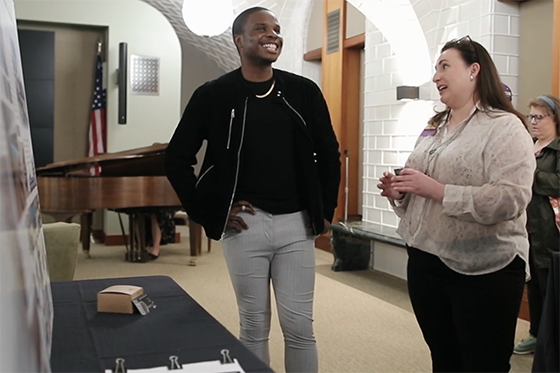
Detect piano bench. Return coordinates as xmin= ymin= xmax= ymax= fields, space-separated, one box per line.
xmin=173 ymin=211 xmax=211 ymax=254
xmin=173 ymin=211 xmax=188 ymax=226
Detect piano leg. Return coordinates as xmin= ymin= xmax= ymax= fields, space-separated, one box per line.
xmin=80 ymin=212 xmax=93 ymax=258
xmin=126 ymin=213 xmax=136 ymax=262
xmin=125 ymin=212 xmax=150 ymax=263
xmin=136 ymin=213 xmax=148 ymax=262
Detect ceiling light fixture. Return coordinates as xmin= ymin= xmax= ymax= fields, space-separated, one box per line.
xmin=182 ymin=0 xmax=234 ymax=37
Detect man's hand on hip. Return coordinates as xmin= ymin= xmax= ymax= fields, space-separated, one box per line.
xmin=227 ymin=201 xmax=255 ymax=232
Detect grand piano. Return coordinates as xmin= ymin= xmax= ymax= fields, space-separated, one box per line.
xmin=36 ymin=143 xmax=203 ymax=262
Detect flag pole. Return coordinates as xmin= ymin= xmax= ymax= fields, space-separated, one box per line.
xmin=88 ymin=42 xmax=106 ymax=176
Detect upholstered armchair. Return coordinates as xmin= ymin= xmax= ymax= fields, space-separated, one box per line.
xmin=43 ymin=222 xmax=80 ymax=282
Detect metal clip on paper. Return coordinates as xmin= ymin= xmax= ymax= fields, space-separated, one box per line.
xmin=114 ymin=358 xmax=126 ymax=373
xmin=221 ymin=349 xmax=233 ymax=364
xmin=168 ymin=355 xmax=182 ymax=370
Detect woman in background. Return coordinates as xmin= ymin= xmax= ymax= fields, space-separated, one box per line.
xmin=514 ymin=94 xmax=560 ymax=355
xmin=145 ymin=209 xmax=177 ymax=259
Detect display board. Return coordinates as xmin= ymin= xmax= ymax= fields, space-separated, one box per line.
xmin=0 ymin=0 xmax=53 ymax=371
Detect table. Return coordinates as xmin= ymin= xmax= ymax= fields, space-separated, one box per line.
xmin=50 ymin=276 xmax=273 ymax=372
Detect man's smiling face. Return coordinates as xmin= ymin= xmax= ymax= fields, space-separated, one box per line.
xmin=234 ymin=10 xmax=283 ymax=66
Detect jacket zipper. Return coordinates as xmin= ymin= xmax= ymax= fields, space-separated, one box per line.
xmin=221 ymin=98 xmax=248 ymax=240
xmin=281 ymin=93 xmax=319 ymax=234
xmin=195 ymin=165 xmax=215 ymax=188
xmin=226 ymin=108 xmax=235 ymax=149
xmin=281 ymin=94 xmax=307 ymax=127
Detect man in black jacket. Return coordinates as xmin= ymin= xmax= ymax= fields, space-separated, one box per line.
xmin=165 ymin=7 xmax=340 ymax=373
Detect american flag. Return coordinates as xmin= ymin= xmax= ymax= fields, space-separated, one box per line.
xmin=88 ymin=54 xmax=106 ymax=175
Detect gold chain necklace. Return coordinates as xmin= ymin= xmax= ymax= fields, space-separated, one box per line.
xmin=255 ymin=80 xmax=275 ymax=99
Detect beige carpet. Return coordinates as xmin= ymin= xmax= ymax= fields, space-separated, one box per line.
xmin=73 ymin=227 xmax=534 ymax=373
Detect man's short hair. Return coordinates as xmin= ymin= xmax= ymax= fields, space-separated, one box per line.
xmin=232 ymin=6 xmax=270 ymax=38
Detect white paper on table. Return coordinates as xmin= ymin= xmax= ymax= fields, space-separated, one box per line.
xmin=104 ymin=358 xmax=246 ymax=373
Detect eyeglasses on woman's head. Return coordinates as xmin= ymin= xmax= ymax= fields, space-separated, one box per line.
xmin=446 ymin=35 xmax=479 ymax=62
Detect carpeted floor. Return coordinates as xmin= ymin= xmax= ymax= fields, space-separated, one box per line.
xmin=73 ymin=227 xmax=535 ymax=373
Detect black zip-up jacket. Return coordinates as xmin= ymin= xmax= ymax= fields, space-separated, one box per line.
xmin=165 ymin=68 xmax=341 ymax=241
xmin=527 ymin=136 xmax=560 ymax=269
xmin=532 ymin=251 xmax=559 ymax=373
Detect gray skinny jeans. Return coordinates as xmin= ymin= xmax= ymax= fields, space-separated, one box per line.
xmin=222 ymin=209 xmax=318 ymax=373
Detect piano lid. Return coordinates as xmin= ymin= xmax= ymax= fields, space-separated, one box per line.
xmin=36 ymin=143 xmax=168 ymax=176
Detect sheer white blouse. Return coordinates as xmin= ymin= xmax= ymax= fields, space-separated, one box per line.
xmin=392 ymin=105 xmax=536 ymax=277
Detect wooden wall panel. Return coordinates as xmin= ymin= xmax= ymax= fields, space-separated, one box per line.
xmin=321 ymin=0 xmax=363 ymax=223
xmin=315 ymin=1 xmax=364 ymax=252
xmin=342 ymin=48 xmax=361 ymax=218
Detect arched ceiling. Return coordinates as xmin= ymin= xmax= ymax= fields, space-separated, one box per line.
xmin=140 ymin=0 xmax=310 ymax=72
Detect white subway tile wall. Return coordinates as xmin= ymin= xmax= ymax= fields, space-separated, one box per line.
xmin=275 ymin=0 xmax=319 ymax=74
xmin=360 ymin=0 xmax=520 ymax=227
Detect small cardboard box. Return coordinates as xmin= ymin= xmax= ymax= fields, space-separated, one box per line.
xmin=97 ymin=285 xmax=144 ymax=314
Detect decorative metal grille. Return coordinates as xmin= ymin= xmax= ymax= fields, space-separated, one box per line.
xmin=130 ymin=55 xmax=159 ymax=95
xmin=327 ymin=10 xmax=340 ymax=54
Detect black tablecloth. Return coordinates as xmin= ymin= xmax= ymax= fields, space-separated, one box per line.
xmin=50 ymin=275 xmax=273 ymax=372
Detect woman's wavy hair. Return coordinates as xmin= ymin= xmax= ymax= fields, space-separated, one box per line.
xmin=429 ymin=36 xmax=527 ymax=130
xmin=528 ymin=94 xmax=560 ymax=135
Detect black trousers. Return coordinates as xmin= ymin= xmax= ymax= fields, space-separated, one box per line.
xmin=407 ymin=247 xmax=525 ymax=373
xmin=527 ymin=250 xmax=550 ymax=337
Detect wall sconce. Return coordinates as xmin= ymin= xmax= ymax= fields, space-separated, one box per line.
xmin=396 ymin=85 xmax=419 ymax=101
